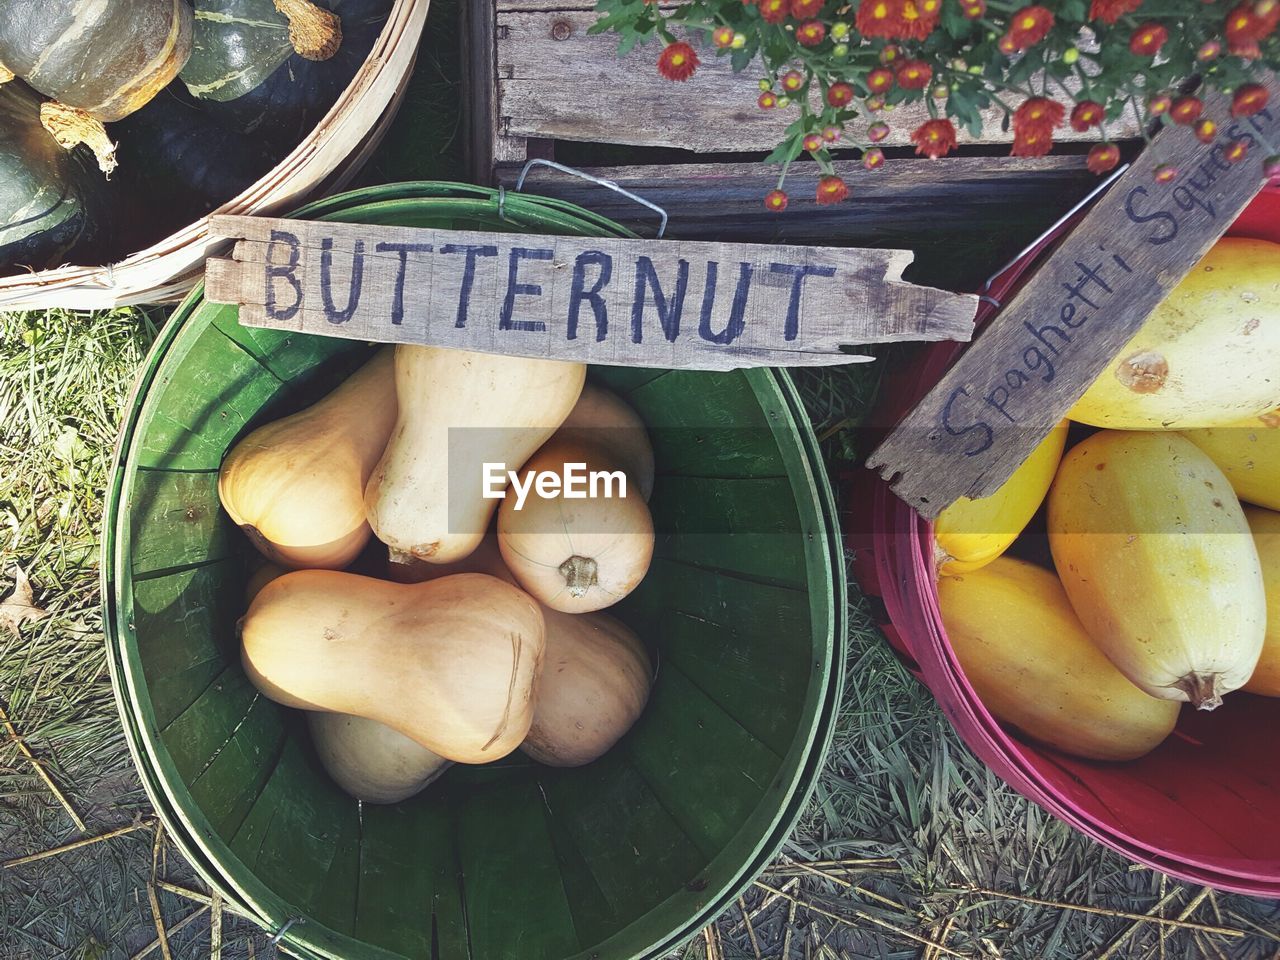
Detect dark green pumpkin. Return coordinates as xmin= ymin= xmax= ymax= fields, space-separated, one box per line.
xmin=181 ymin=0 xmax=391 ymax=149
xmin=0 ymin=0 xmax=191 ymax=121
xmin=113 ymin=85 xmax=284 ymax=247
xmin=0 ymin=82 xmax=109 ymax=275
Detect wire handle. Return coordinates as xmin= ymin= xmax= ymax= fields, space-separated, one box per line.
xmin=978 ymin=162 xmax=1130 ymax=306
xmin=508 ymin=158 xmax=669 ymax=238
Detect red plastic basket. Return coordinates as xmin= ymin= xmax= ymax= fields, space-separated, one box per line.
xmin=851 ymin=185 xmax=1280 ymax=895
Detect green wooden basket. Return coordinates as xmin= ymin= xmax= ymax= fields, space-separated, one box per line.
xmin=103 ymin=182 xmax=846 ymax=960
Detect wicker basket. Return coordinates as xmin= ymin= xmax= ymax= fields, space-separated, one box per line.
xmin=0 ymin=0 xmax=429 ymax=313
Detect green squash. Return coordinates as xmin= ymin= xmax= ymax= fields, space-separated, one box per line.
xmin=0 ymin=82 xmax=109 ymax=276
xmin=0 ymin=0 xmax=193 ymax=173
xmin=182 ymin=0 xmax=343 ymax=104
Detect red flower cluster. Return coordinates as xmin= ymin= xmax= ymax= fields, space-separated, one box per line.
xmin=911 ymin=118 xmax=958 ymax=158
xmin=854 ymin=0 xmax=939 ymax=41
xmin=826 ymin=82 xmax=855 ymax=106
xmin=791 ymin=0 xmax=824 ymax=16
xmin=1005 ymin=6 xmax=1054 ymax=50
xmin=657 ymin=42 xmax=699 ymax=81
xmin=1225 ymin=1 xmax=1280 ymax=57
xmin=1011 ymin=96 xmax=1064 ymax=157
xmin=1088 ymin=0 xmax=1142 ymax=24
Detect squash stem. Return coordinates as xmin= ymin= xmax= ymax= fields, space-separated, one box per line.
xmin=39 ymin=102 xmax=117 ymax=177
xmin=1176 ymin=671 xmax=1224 ymax=711
xmin=274 ymin=0 xmax=343 ymax=61
xmin=0 ymin=63 xmax=14 ymax=85
xmin=559 ymin=555 xmax=599 ymax=599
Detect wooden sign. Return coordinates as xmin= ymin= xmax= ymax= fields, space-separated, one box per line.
xmin=204 ymin=215 xmax=978 ymax=371
xmin=867 ymin=85 xmax=1280 ymax=519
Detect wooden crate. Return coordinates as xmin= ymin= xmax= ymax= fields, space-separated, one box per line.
xmin=463 ymin=0 xmax=1143 ymax=289
xmin=466 ymin=0 xmax=1142 ymax=175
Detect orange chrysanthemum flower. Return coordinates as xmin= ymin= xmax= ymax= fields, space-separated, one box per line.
xmin=1070 ymin=100 xmax=1104 ymax=132
xmin=855 ymin=0 xmax=938 ymax=40
xmin=764 ymin=190 xmax=789 ymax=212
xmin=1129 ymin=21 xmax=1168 ymax=55
xmin=791 ymin=0 xmax=825 ymax=16
xmin=797 ymin=19 xmax=827 ymax=45
xmin=658 ymin=42 xmax=699 ymax=81
xmin=895 ymin=58 xmax=932 ymax=90
xmin=1170 ymin=95 xmax=1203 ymax=125
xmin=866 ymin=67 xmax=895 ymax=93
xmin=827 ymin=82 xmax=855 ymax=107
xmin=863 ymin=146 xmax=886 ymax=169
xmin=1225 ymin=1 xmax=1279 ymax=56
xmin=1011 ymin=126 xmax=1054 ymax=157
xmin=1088 ymin=0 xmax=1142 ymax=24
xmin=1087 ymin=143 xmax=1121 ymax=174
xmin=911 ymin=118 xmax=958 ymax=158
xmin=760 ymin=0 xmax=789 ymax=23
xmin=1007 ymin=6 xmax=1054 ymax=50
xmin=816 ymin=176 xmax=850 ymax=205
xmin=1224 ymin=139 xmax=1250 ymax=164
xmin=1232 ymin=84 xmax=1270 ymax=117
xmin=1014 ymin=97 xmax=1065 ymax=135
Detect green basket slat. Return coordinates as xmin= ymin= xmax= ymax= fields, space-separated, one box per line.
xmin=186 ymin=700 xmax=288 ymax=841
xmin=589 ymin=367 xmax=671 ymax=395
xmin=628 ymin=371 xmax=783 ymax=480
xmin=134 ymin=326 xmax=285 ymax=471
xmin=210 ymin=305 xmax=361 ymax=384
xmin=536 ymin=753 xmax=706 ymax=947
xmin=626 ymin=662 xmax=782 ymax=861
xmin=236 ymin=740 xmax=363 ymax=929
xmin=128 ymin=469 xmax=236 ymax=576
xmin=454 ymin=775 xmax=582 ymax=960
xmin=132 ymin=560 xmax=240 ymax=728
xmin=653 ymin=613 xmax=809 ymax=760
xmin=620 ymin=558 xmax=811 ymax=636
xmin=159 ymin=665 xmax=261 ymax=783
xmin=356 ymin=799 xmax=460 ymax=958
xmin=311 ymin=806 xmax=362 ymax=940
xmin=103 ymin=184 xmax=844 ymax=960
xmin=649 ymin=477 xmax=807 ymax=588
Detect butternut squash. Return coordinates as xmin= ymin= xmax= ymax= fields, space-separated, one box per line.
xmin=555 ymin=383 xmax=655 ymax=501
xmin=933 ymin=420 xmax=1067 ymax=575
xmin=219 ymin=349 xmax=395 ymax=570
xmin=1048 ymin=431 xmax=1266 ymax=709
xmin=308 ymin=712 xmax=449 ymax=804
xmin=498 ymin=438 xmax=654 ymax=613
xmin=1182 ymin=409 xmax=1280 ymax=511
xmin=523 ymin=611 xmax=651 ymax=767
xmin=240 ymin=571 xmax=545 ymax=763
xmin=1243 ymin=506 xmax=1280 ymax=697
xmin=365 ymin=346 xmax=585 ymax=566
xmin=386 ymin=538 xmax=652 ymax=765
xmin=938 ymin=557 xmax=1180 ymax=761
xmin=1068 ymin=238 xmax=1280 ymax=430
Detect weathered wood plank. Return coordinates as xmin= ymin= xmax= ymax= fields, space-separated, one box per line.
xmin=205 ymin=214 xmax=979 ymax=370
xmin=493 ymin=6 xmax=1142 ymax=155
xmin=503 ymin=155 xmax=1108 ymax=290
xmin=865 ymin=87 xmax=1280 ymax=518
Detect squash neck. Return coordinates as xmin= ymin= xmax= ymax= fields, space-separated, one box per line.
xmin=274 ymin=0 xmax=343 ymax=61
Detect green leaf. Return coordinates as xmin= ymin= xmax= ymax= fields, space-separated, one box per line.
xmin=764 ymin=134 xmax=803 ymax=166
